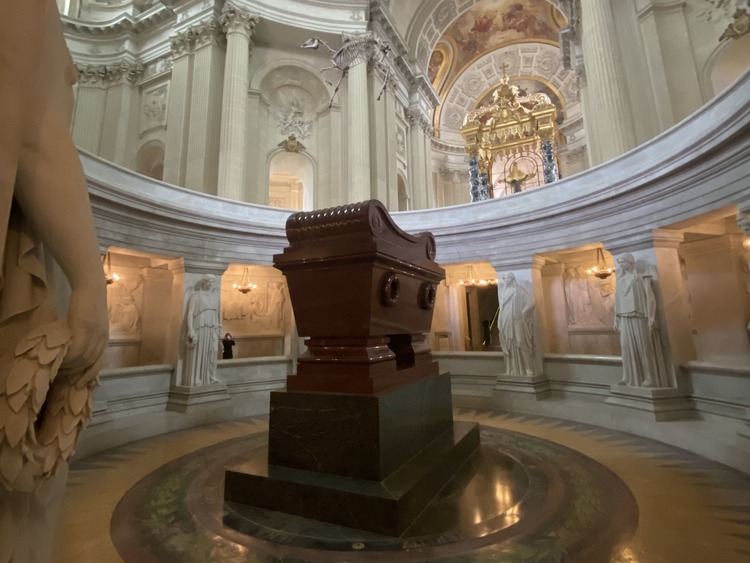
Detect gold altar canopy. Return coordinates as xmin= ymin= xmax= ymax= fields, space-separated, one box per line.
xmin=460 ymin=66 xmax=560 ymax=199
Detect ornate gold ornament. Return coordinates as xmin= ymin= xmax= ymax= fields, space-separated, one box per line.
xmin=277 ymin=134 xmax=306 ymax=153
xmin=460 ymin=64 xmax=560 ymax=197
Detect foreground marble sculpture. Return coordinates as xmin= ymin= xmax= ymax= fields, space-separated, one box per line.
xmin=0 ymin=2 xmax=108 ymax=561
xmin=225 ymin=200 xmax=479 ymax=536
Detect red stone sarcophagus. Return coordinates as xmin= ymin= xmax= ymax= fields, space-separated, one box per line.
xmin=273 ymin=199 xmax=444 ymax=393
xmin=224 ymin=200 xmax=479 ymax=537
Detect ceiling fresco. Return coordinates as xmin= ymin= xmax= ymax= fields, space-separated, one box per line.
xmin=429 ymin=0 xmax=564 ymax=99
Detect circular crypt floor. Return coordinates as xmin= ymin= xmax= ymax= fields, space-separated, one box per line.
xmin=54 ymin=409 xmax=750 ymax=563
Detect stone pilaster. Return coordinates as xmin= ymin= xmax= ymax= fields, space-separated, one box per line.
xmin=346 ymin=34 xmax=372 ymax=203
xmin=184 ymin=18 xmax=225 ymax=195
xmin=163 ymin=30 xmax=193 ymax=185
xmin=580 ymin=0 xmax=637 ymax=164
xmin=217 ymin=3 xmax=259 ymax=200
xmin=406 ymin=107 xmax=434 ymax=210
xmin=635 ymin=0 xmax=703 ymax=126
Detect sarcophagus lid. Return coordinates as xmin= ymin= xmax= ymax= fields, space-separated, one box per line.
xmin=273 ymin=200 xmax=444 ymax=339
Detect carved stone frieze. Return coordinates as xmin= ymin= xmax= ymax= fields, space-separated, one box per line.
xmin=76 ymin=60 xmax=144 ymax=86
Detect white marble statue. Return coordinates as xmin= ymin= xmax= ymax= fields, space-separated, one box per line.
xmin=498 ymin=273 xmax=538 ymax=377
xmin=0 ymin=1 xmax=108 ymax=561
xmin=184 ymin=275 xmax=221 ymax=386
xmin=613 ymin=254 xmax=669 ymax=387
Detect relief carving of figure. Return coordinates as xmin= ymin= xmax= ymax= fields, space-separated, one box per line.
xmin=184 ymin=275 xmax=221 ymax=386
xmin=498 ymin=273 xmax=538 ymax=377
xmin=1 ymin=1 xmax=108 ymax=560
xmin=614 ymin=254 xmax=670 ymax=388
xmin=564 ymin=267 xmax=593 ymax=326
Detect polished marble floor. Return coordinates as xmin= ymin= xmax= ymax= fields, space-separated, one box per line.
xmin=54 ymin=409 xmax=750 ymax=562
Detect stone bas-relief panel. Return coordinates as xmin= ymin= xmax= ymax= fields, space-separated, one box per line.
xmin=107 ymin=273 xmax=144 ymax=339
xmin=221 ymin=266 xmax=289 ymax=358
xmin=563 ymin=267 xmax=616 ymax=330
xmin=140 ymin=82 xmax=168 ymax=136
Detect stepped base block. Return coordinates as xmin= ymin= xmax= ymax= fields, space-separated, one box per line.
xmin=268 ymin=371 xmax=453 ymax=480
xmin=224 ymin=421 xmax=480 ymax=536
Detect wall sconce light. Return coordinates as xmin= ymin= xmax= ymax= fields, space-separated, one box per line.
xmin=586 ymin=247 xmax=614 ymax=279
xmin=102 ymin=251 xmax=119 ymax=285
xmin=232 ymin=267 xmax=257 ymax=294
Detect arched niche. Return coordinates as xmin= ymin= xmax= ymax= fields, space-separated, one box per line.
xmin=397 ymin=173 xmax=409 ymax=211
xmin=268 ymin=150 xmax=315 ymax=211
xmin=134 ymin=140 xmax=165 ymax=181
xmin=709 ymin=34 xmax=750 ymax=96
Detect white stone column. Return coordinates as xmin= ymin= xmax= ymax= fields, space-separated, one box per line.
xmin=346 ymin=50 xmax=371 ymax=203
xmin=163 ymin=31 xmax=193 ymax=186
xmin=184 ymin=19 xmax=225 ymax=195
xmin=217 ymin=3 xmax=258 ymax=200
xmin=580 ymin=0 xmax=637 ymax=164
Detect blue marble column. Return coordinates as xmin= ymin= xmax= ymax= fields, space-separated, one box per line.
xmin=541 ymin=140 xmax=559 ymax=184
xmin=469 ymin=157 xmax=491 ymax=202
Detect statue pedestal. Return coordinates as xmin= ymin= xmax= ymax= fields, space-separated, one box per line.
xmin=225 ymin=372 xmax=479 ymax=536
xmin=223 ymin=201 xmax=480 ymax=535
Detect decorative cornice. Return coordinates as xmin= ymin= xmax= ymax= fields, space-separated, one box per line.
xmin=220 ymin=2 xmax=260 ymax=37
xmin=431 ymin=138 xmax=466 ymax=154
xmin=76 ymin=60 xmax=144 ymax=85
xmin=62 ymin=2 xmax=175 ymax=37
xmin=369 ymin=1 xmax=440 ymax=107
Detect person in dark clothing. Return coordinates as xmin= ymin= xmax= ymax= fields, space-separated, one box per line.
xmin=221 ymin=333 xmax=236 ymax=359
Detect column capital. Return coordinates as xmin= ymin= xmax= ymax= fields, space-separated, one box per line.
xmin=170 ymin=29 xmax=194 ymax=58
xmin=220 ymin=2 xmax=260 ymax=38
xmin=191 ymin=17 xmax=222 ymax=50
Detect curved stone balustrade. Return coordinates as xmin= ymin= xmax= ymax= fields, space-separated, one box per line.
xmin=87 ymin=71 xmax=750 ymax=270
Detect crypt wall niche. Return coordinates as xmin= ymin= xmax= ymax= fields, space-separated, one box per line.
xmin=102 ymin=248 xmax=178 ymax=369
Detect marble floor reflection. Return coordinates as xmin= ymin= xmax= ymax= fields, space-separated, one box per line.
xmin=55 ymin=409 xmax=750 ymax=562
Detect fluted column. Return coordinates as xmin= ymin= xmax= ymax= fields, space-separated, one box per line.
xmin=218 ymin=3 xmax=258 ymax=200
xmin=346 ymin=34 xmax=371 ymax=203
xmin=580 ymin=0 xmax=637 ymax=164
